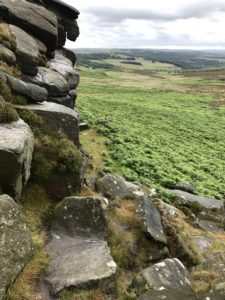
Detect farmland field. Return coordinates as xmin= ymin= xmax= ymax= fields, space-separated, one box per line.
xmin=78 ymin=55 xmax=225 ymax=199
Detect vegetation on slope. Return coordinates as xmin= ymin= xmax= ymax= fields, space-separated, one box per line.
xmin=78 ymin=57 xmax=225 ymax=199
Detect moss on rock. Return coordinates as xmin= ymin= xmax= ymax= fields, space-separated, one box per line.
xmin=32 ymin=133 xmax=82 ymax=199
xmin=0 ymin=96 xmax=19 ymax=123
xmin=0 ymin=23 xmax=16 ymax=50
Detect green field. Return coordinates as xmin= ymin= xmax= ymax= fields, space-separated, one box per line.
xmin=78 ymin=58 xmax=225 ymax=199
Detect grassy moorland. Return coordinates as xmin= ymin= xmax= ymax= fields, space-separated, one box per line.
xmin=78 ymin=57 xmax=225 ymax=199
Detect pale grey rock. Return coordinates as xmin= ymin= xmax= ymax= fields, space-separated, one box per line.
xmin=96 ymin=174 xmax=145 ymax=200
xmin=45 ymin=196 xmax=117 ymax=294
xmin=137 ymin=259 xmax=195 ymax=300
xmin=15 ymin=102 xmax=79 ymax=145
xmin=166 ymin=189 xmax=224 ymax=210
xmin=25 ymin=67 xmax=69 ymax=97
xmin=0 ymin=119 xmax=34 ymax=199
xmin=9 ymin=25 xmax=40 ymax=75
xmin=141 ymin=258 xmax=191 ymax=290
xmin=0 ymin=194 xmax=33 ymax=300
xmin=139 ymin=289 xmax=197 ymax=300
xmin=48 ymin=50 xmax=80 ymax=89
xmin=7 ymin=75 xmax=48 ymax=103
xmin=0 ymin=0 xmax=58 ymax=51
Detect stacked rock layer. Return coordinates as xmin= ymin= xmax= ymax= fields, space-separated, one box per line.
xmin=0 ymin=1 xmax=81 ymax=299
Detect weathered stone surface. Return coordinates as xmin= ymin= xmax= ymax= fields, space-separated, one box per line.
xmin=140 ymin=196 xmax=167 ymax=244
xmin=142 ymin=258 xmax=191 ymax=290
xmin=25 ymin=67 xmax=69 ymax=97
xmin=9 ymin=25 xmax=41 ymax=75
xmin=61 ymin=48 xmax=77 ymax=66
xmin=166 ymin=189 xmax=224 ymax=210
xmin=96 ymin=174 xmax=145 ymax=200
xmin=0 ymin=194 xmax=33 ymax=300
xmin=48 ymin=95 xmax=74 ymax=109
xmin=169 ymin=182 xmax=196 ymax=194
xmin=45 ymin=196 xmax=117 ymax=294
xmin=48 ymin=50 xmax=80 ymax=89
xmin=44 ymin=0 xmax=79 ymax=19
xmin=7 ymin=75 xmax=48 ymax=103
xmin=15 ymin=102 xmax=80 ymax=146
xmin=0 ymin=119 xmax=34 ymax=199
xmin=0 ymin=0 xmax=58 ymax=51
xmin=136 ymin=259 xmax=195 ymax=300
xmin=139 ymin=289 xmax=197 ymax=300
xmin=0 ymin=45 xmax=16 ymax=65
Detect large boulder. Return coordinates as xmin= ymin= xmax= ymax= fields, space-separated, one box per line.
xmin=9 ymin=25 xmax=43 ymax=75
xmin=0 ymin=194 xmax=33 ymax=300
xmin=48 ymin=50 xmax=80 ymax=89
xmin=45 ymin=196 xmax=117 ymax=294
xmin=0 ymin=119 xmax=34 ymax=199
xmin=0 ymin=0 xmax=58 ymax=51
xmin=135 ymin=259 xmax=196 ymax=300
xmin=7 ymin=75 xmax=48 ymax=103
xmin=15 ymin=102 xmax=80 ymax=146
xmin=96 ymin=174 xmax=145 ymax=200
xmin=24 ymin=67 xmax=69 ymax=97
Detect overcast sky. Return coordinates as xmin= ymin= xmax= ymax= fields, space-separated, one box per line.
xmin=64 ymin=0 xmax=225 ymax=49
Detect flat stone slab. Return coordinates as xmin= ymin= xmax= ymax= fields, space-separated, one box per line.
xmin=45 ymin=197 xmax=117 ymax=295
xmin=0 ymin=194 xmax=33 ymax=300
xmin=15 ymin=102 xmax=80 ymax=146
xmin=0 ymin=119 xmax=34 ymax=199
xmin=166 ymin=189 xmax=224 ymax=210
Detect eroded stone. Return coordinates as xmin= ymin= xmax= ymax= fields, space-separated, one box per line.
xmin=45 ymin=196 xmax=117 ymax=294
xmin=0 ymin=194 xmax=33 ymax=300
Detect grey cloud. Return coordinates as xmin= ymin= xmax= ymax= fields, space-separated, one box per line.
xmin=85 ymin=1 xmax=225 ymax=23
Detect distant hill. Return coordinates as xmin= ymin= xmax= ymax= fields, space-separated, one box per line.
xmin=74 ymin=48 xmax=225 ymax=70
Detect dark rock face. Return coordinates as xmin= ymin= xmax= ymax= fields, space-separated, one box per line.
xmin=15 ymin=102 xmax=80 ymax=146
xmin=45 ymin=197 xmax=117 ymax=294
xmin=0 ymin=119 xmax=34 ymax=199
xmin=0 ymin=194 xmax=33 ymax=300
xmin=0 ymin=0 xmax=58 ymax=51
xmin=141 ymin=196 xmax=167 ymax=244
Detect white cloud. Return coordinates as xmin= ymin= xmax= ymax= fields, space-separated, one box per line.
xmin=64 ymin=0 xmax=225 ymax=49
